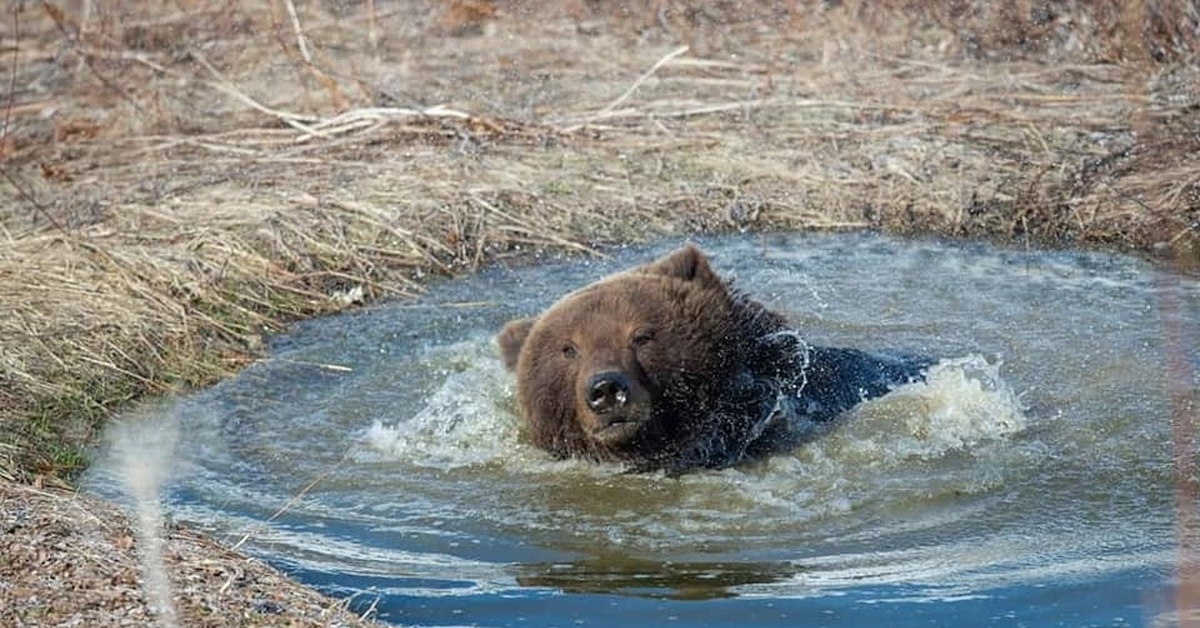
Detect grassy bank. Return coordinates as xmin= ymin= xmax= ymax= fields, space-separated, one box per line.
xmin=2 ymin=0 xmax=1197 ymax=485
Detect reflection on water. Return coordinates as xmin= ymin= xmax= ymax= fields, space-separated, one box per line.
xmin=515 ymin=556 xmax=801 ymax=601
xmin=86 ymin=232 xmax=1199 ymax=628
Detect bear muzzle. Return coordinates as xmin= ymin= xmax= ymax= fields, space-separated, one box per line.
xmin=583 ymin=371 xmax=650 ymax=444
xmin=585 ymin=371 xmax=630 ymax=413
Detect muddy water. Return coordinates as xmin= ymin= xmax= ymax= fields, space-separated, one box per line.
xmin=87 ymin=232 xmax=1199 ymax=627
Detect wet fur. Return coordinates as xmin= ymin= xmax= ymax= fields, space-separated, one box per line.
xmin=496 ymin=244 xmax=930 ymax=474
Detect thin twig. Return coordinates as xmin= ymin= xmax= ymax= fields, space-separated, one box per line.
xmin=2 ymin=7 xmax=18 ymax=150
xmin=230 ymin=455 xmax=349 ymax=552
xmin=283 ymin=0 xmax=313 ymax=63
xmin=592 ymin=45 xmax=689 ymax=121
xmin=186 ymin=49 xmax=322 ymax=134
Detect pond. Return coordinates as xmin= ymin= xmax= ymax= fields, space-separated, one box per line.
xmin=86 ymin=232 xmax=1199 ymax=627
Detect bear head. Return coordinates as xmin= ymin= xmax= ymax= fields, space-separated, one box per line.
xmin=496 ymin=244 xmax=794 ymax=469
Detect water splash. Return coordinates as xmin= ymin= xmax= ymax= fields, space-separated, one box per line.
xmin=836 ymin=354 xmax=1025 ymax=460
xmin=356 ymin=342 xmax=522 ymax=470
xmin=355 ymin=347 xmax=1026 ymax=527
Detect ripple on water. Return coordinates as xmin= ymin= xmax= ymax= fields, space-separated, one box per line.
xmin=85 ymin=232 xmax=1195 ymax=626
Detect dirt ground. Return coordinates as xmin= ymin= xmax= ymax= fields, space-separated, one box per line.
xmin=1 ymin=1 xmax=1198 ymax=625
xmin=1 ymin=481 xmax=379 ymax=626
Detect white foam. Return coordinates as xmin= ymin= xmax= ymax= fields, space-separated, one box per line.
xmin=355 ymin=348 xmax=522 ymax=469
xmin=838 ymin=354 xmax=1026 ymax=460
xmin=341 ymin=349 xmax=1035 ymax=562
xmin=647 ymin=354 xmax=1033 ymax=532
xmin=357 ymin=352 xmax=1025 ymax=504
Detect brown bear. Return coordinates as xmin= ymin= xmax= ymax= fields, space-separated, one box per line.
xmin=496 ymin=244 xmax=930 ymax=474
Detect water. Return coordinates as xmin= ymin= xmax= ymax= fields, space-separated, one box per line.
xmin=86 ymin=232 xmax=1199 ymax=627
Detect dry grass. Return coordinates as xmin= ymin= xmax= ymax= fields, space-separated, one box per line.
xmin=1 ymin=0 xmax=1198 ymax=484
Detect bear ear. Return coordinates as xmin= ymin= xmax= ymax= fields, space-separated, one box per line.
xmin=495 ymin=318 xmax=536 ymax=372
xmin=639 ymin=244 xmax=722 ymax=288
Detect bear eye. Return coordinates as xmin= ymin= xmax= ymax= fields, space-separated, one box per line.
xmin=561 ymin=343 xmax=578 ymax=359
xmin=631 ymin=329 xmax=656 ymax=347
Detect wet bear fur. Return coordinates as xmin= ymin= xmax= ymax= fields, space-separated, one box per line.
xmin=495 ymin=244 xmax=930 ymax=474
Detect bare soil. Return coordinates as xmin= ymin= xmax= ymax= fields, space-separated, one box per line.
xmin=1 ymin=1 xmax=1197 ymax=625
xmin=1 ymin=481 xmax=378 ymax=626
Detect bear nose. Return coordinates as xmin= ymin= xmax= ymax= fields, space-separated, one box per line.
xmin=586 ymin=371 xmax=629 ymax=413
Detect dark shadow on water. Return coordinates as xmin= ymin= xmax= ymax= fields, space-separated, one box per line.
xmin=515 ymin=554 xmax=800 ymax=600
